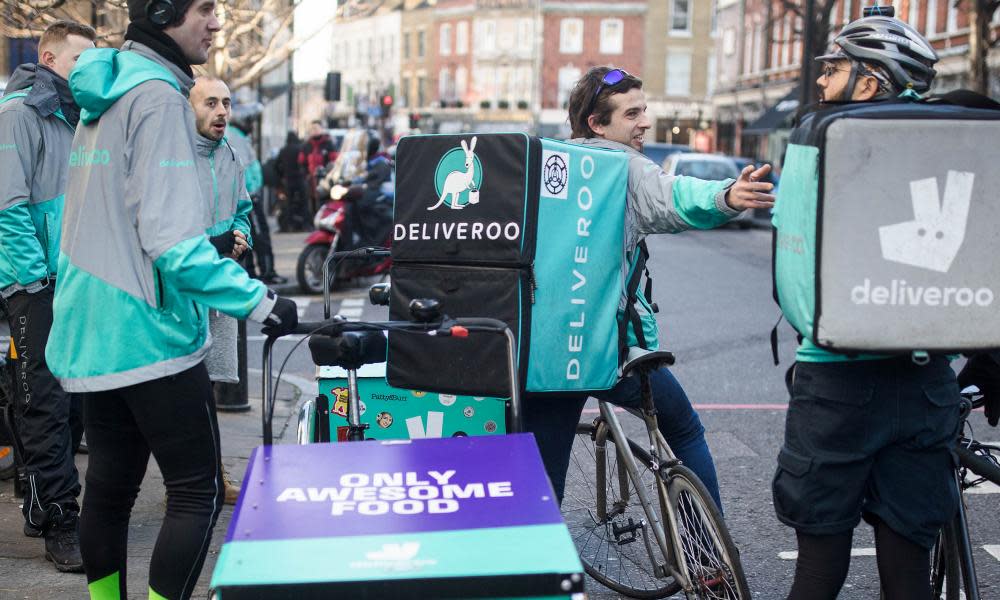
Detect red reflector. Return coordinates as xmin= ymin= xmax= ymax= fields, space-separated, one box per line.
xmin=450 ymin=326 xmax=469 ymax=338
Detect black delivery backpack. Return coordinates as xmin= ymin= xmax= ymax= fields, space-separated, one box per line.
xmin=773 ymin=92 xmax=1000 ymax=354
xmin=388 ymin=133 xmax=630 ymax=397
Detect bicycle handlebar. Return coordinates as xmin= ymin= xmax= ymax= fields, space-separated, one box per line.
xmin=290 ymin=316 xmax=510 ymax=338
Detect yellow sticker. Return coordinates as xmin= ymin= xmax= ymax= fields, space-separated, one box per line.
xmin=331 ymin=387 xmax=349 ymax=417
xmin=8 ymin=337 xmax=16 ymax=360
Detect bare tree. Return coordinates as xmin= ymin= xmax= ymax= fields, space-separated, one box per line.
xmin=1 ymin=0 xmax=333 ymax=90
xmin=774 ymin=0 xmax=838 ymax=106
xmin=960 ymin=0 xmax=1000 ymax=96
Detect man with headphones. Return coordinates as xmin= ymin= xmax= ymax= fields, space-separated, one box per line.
xmin=46 ymin=1 xmax=298 ymax=598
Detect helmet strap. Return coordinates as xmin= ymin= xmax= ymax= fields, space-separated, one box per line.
xmin=842 ymin=63 xmax=861 ymax=102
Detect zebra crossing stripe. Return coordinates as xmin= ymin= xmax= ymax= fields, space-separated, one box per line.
xmin=779 ymin=548 xmax=875 ymax=560
xmin=341 ymin=298 xmax=365 ymax=307
xmin=985 ymin=545 xmax=1000 ymax=562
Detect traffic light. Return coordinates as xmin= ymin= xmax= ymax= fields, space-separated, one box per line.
xmin=380 ymin=94 xmax=393 ymax=118
xmin=324 ymin=72 xmax=341 ymax=102
xmin=409 ymin=113 xmax=421 ymax=129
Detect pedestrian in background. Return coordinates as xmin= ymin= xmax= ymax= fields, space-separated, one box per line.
xmin=46 ymin=1 xmax=298 ymax=597
xmin=0 ymin=19 xmax=96 ymax=573
xmin=228 ymin=118 xmax=287 ymax=284
xmin=276 ymin=130 xmax=309 ymax=231
xmin=189 ymin=75 xmax=252 ymax=505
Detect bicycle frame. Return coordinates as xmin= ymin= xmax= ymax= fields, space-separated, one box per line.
xmin=589 ymin=369 xmax=697 ymax=593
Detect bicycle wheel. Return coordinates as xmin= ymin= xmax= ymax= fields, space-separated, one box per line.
xmin=930 ymin=519 xmax=962 ymax=600
xmin=562 ymin=421 xmax=681 ymax=599
xmin=666 ymin=465 xmax=751 ymax=599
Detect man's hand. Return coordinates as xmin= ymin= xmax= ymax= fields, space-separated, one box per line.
xmin=725 ymin=164 xmax=776 ymax=212
xmin=232 ymin=230 xmax=249 ymax=259
xmin=958 ymin=353 xmax=1000 ymax=427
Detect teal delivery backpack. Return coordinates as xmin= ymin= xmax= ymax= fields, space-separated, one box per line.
xmin=773 ymin=93 xmax=1000 ymax=354
xmin=388 ymin=133 xmax=630 ymax=397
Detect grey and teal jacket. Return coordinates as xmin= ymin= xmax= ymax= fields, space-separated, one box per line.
xmin=569 ymin=137 xmax=739 ymax=314
xmin=47 ymin=42 xmax=275 ymax=392
xmin=195 ymin=134 xmax=253 ymax=241
xmin=227 ymin=126 xmax=263 ymax=195
xmin=0 ymin=64 xmax=77 ymax=296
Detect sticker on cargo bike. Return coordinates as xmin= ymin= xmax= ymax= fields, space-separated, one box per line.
xmin=428 ymin=136 xmax=483 ymax=211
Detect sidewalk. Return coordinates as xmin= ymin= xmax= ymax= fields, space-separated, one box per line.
xmin=0 ymin=227 xmax=311 ymax=599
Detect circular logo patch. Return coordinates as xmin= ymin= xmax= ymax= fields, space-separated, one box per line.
xmin=543 ymin=154 xmax=568 ymax=196
xmin=439 ymin=394 xmax=457 ymax=407
xmin=484 ymin=420 xmax=497 ymax=433
xmin=463 ymin=406 xmax=475 ymax=418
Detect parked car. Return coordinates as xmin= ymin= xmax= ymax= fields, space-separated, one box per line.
xmin=641 ymin=142 xmax=692 ymax=167
xmin=663 ymin=153 xmax=752 ymax=229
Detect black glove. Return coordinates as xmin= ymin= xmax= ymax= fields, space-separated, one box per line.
xmin=209 ymin=231 xmax=237 ymax=256
xmin=261 ymin=295 xmax=298 ymax=338
xmin=958 ymin=353 xmax=1000 ymax=427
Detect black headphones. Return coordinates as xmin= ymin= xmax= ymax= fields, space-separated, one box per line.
xmin=146 ymin=0 xmax=177 ymax=28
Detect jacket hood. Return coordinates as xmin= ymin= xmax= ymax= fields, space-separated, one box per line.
xmin=6 ymin=63 xmax=37 ymax=94
xmin=70 ymin=41 xmax=188 ymax=125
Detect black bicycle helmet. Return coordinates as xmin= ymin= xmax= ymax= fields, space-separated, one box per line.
xmin=817 ymin=16 xmax=938 ymax=93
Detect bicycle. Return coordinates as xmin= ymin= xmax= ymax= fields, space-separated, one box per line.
xmin=560 ymin=350 xmax=750 ymax=599
xmin=927 ymin=388 xmax=1000 ymax=600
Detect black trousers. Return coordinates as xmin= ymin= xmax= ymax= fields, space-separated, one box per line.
xmin=3 ymin=287 xmax=82 ymax=527
xmin=79 ymin=363 xmax=224 ymax=600
xmin=247 ymin=192 xmax=276 ymax=278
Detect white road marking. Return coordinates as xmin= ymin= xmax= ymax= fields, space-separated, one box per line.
xmin=985 ymin=545 xmax=1000 ymax=562
xmin=779 ymin=548 xmax=876 ymax=560
xmin=341 ymin=298 xmax=365 ymax=307
xmin=337 ymin=307 xmax=364 ymax=318
xmin=287 ymin=296 xmax=312 ymax=318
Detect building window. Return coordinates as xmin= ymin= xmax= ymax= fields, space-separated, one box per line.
xmin=417 ymin=76 xmax=426 ymax=107
xmin=418 ymin=29 xmax=426 ymax=58
xmin=666 ymin=48 xmax=692 ymax=96
xmin=671 ymin=0 xmax=691 ymax=35
xmin=707 ymin=53 xmax=716 ymax=96
xmin=7 ymin=38 xmax=38 ymax=73
xmin=403 ymin=32 xmax=411 ymax=60
xmin=440 ymin=23 xmax=452 ymax=56
xmin=842 ymin=0 xmax=853 ymax=22
xmin=456 ymin=21 xmax=469 ymax=55
xmin=456 ymin=65 xmax=468 ymax=99
xmin=439 ymin=68 xmax=452 ymax=100
xmin=907 ymin=0 xmax=919 ymax=27
xmin=517 ymin=18 xmax=533 ymax=50
xmin=946 ymin=2 xmax=959 ymax=32
xmin=400 ymin=76 xmax=410 ymax=107
xmin=560 ymin=18 xmax=583 ymax=54
xmin=723 ymin=27 xmax=736 ymax=56
xmin=926 ymin=0 xmax=938 ymax=35
xmin=600 ymin=19 xmax=624 ymax=54
xmin=557 ymin=66 xmax=581 ymax=108
xmin=478 ymin=19 xmax=497 ymax=53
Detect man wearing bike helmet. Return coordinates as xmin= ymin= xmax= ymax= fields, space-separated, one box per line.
xmin=47 ymin=1 xmax=298 ymax=597
xmin=771 ymin=11 xmax=952 ymax=600
xmin=523 ymin=67 xmax=775 ymax=511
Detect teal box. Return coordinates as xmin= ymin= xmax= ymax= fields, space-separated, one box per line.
xmin=314 ymin=363 xmax=507 ymax=441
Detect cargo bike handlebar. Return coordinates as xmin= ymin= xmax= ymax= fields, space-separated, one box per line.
xmin=260 ymin=310 xmax=521 ymax=445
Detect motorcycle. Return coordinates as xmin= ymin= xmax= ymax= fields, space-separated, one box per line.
xmin=296 ymin=180 xmax=393 ymax=295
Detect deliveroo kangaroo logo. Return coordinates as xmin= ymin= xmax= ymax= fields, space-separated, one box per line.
xmin=878 ymin=171 xmax=974 ymax=273
xmin=428 ymin=137 xmax=483 ymax=210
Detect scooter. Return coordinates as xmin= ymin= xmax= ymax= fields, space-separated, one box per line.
xmin=295 ymin=182 xmax=392 ymax=295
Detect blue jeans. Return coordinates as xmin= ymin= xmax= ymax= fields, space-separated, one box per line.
xmin=523 ymin=367 xmax=722 ymax=511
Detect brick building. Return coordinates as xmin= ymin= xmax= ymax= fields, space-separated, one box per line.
xmin=537 ymin=0 xmax=646 ymax=138
xmin=711 ymin=0 xmax=1000 ymax=166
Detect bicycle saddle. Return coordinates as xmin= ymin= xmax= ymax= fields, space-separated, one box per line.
xmin=308 ymin=330 xmax=387 ymax=370
xmin=621 ymin=347 xmax=675 ymax=378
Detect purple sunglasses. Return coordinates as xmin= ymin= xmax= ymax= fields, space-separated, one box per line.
xmin=586 ymin=68 xmax=631 ymax=116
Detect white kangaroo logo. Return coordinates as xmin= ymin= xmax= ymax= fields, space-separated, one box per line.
xmin=429 ymin=136 xmax=478 ymax=211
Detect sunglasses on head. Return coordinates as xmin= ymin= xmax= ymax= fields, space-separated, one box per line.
xmin=585 ymin=68 xmax=630 ymax=117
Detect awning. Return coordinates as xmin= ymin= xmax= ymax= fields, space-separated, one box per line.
xmin=744 ymin=87 xmax=800 ymax=134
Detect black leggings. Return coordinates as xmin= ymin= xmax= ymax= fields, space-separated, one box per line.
xmin=79 ymin=364 xmax=224 ymax=600
xmin=787 ymin=519 xmax=932 ymax=600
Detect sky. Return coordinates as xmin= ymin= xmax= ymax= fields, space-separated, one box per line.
xmin=293 ymin=0 xmax=338 ymax=83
